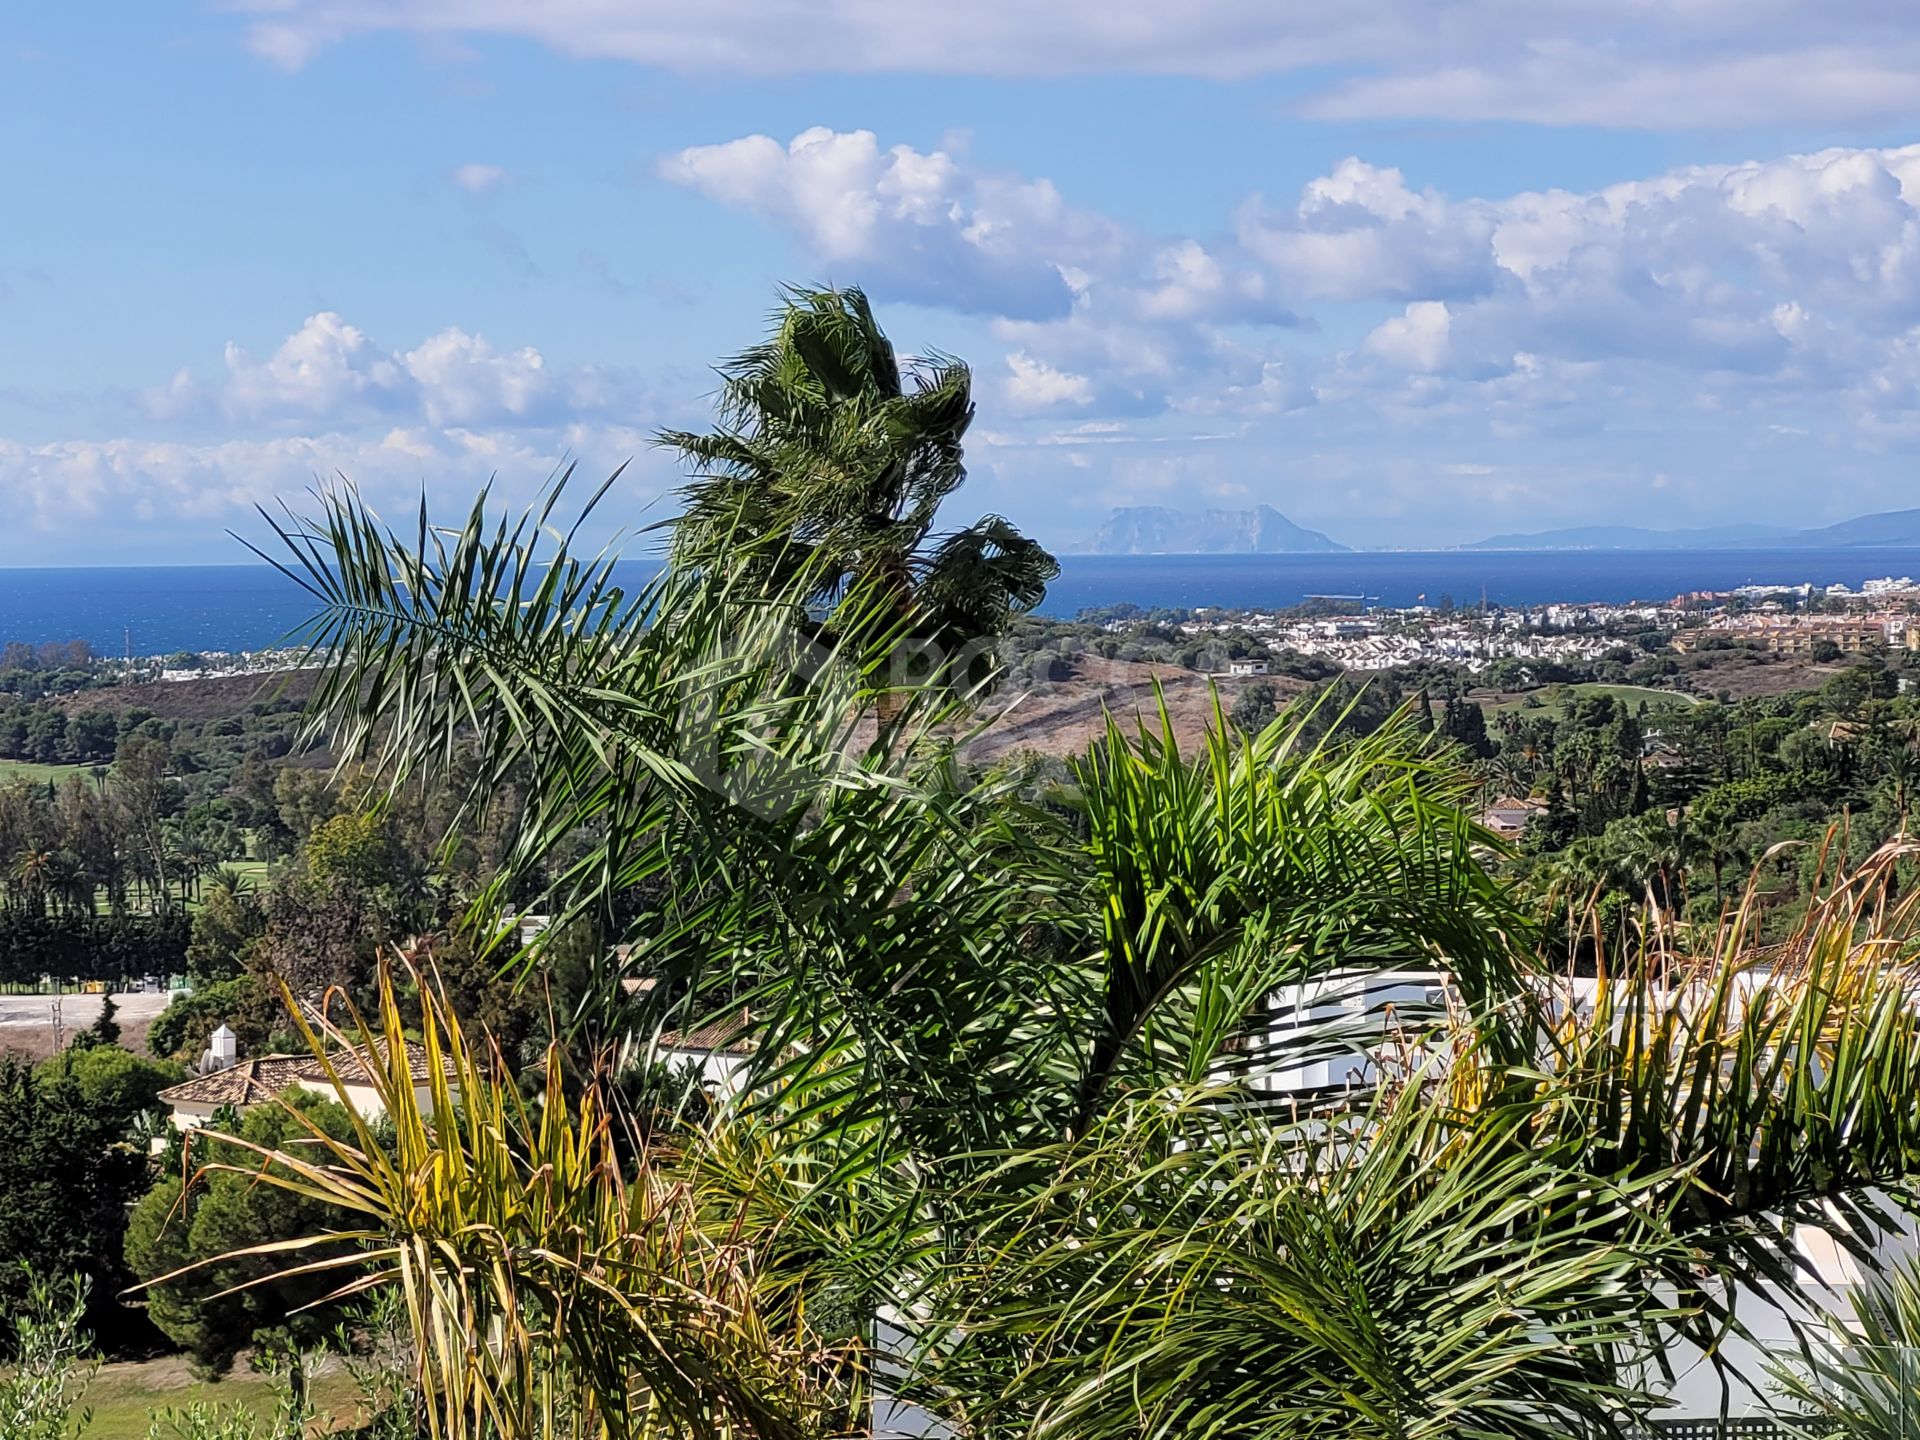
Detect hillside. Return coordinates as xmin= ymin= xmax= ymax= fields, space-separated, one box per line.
xmin=1464 ymin=523 xmax=1790 ymax=550
xmin=59 ymin=669 xmax=316 ymax=721
xmin=961 ymin=657 xmax=1303 ymax=761
xmin=1465 ymin=507 xmax=1920 ymax=551
xmin=1780 ymin=506 xmax=1920 ymax=548
xmin=1074 ymin=504 xmax=1348 ymax=555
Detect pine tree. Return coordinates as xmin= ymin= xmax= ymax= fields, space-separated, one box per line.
xmin=1627 ymin=762 xmax=1651 ymax=817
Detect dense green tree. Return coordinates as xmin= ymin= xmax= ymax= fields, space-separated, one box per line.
xmin=302 ymin=811 xmax=403 ymax=890
xmin=1441 ymin=692 xmax=1493 ymax=758
xmin=186 ymin=871 xmax=267 ymax=982
xmin=1228 ymin=681 xmax=1277 ymax=735
xmin=36 ymin=1043 xmax=181 ymax=1129
xmin=0 ymin=1057 xmax=148 ymax=1348
xmin=147 ymin=975 xmax=270 ymax=1064
xmin=126 ymin=1090 xmax=361 ymax=1374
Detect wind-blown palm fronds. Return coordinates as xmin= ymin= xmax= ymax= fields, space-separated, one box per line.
xmin=143 ymin=963 xmax=843 ymax=1440
xmin=1054 ymin=694 xmax=1527 ymax=1130
xmin=908 ymin=850 xmax=1920 ymax=1440
xmin=261 ymin=471 xmax=1920 ymax=1438
xmin=256 ymin=475 xmax=911 ymax=954
xmin=658 ymin=284 xmax=1057 ymax=696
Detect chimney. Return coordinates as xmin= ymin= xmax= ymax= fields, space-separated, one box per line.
xmin=209 ymin=1024 xmax=237 ymax=1070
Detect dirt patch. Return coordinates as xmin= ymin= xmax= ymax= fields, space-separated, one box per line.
xmin=964 ymin=658 xmax=1304 ymax=762
xmin=0 ymin=991 xmax=171 ymax=1061
xmin=0 ymin=1019 xmax=155 ymax=1063
xmin=1683 ymin=652 xmax=1851 ymax=701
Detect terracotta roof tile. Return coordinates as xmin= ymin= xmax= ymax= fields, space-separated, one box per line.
xmin=159 ymin=1039 xmax=459 ymax=1108
xmin=157 ymin=1055 xmax=316 ymax=1107
xmin=658 ymin=1009 xmax=756 ymax=1057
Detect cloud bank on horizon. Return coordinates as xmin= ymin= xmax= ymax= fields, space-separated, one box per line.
xmin=5 ymin=3 xmax=1920 ymax=560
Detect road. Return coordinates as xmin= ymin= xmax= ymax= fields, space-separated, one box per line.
xmin=0 ymin=990 xmax=175 ymax=1029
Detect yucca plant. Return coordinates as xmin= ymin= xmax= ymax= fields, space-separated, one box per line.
xmin=147 ymin=962 xmax=844 ymax=1440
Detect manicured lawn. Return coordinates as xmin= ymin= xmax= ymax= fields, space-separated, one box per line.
xmin=77 ymin=1355 xmax=365 ymax=1437
xmin=0 ymin=758 xmax=97 ymax=786
xmin=1482 ymin=682 xmax=1699 ymax=718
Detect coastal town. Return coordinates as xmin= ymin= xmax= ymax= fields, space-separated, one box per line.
xmin=1169 ymin=575 xmax=1920 ymax=674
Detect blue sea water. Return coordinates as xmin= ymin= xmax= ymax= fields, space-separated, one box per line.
xmin=6 ymin=549 xmax=1920 ymax=655
xmin=1036 ymin=548 xmax=1920 ymax=618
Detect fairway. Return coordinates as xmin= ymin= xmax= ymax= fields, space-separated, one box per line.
xmin=0 ymin=758 xmax=97 ymax=786
xmin=1481 ymin=682 xmax=1699 ymax=718
xmin=76 ymin=1356 xmax=363 ymax=1437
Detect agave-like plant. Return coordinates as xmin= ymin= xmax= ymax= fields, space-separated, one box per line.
xmin=146 ymin=963 xmax=845 ymax=1440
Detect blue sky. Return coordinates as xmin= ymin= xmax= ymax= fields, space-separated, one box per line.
xmin=7 ymin=4 xmax=1920 ymax=561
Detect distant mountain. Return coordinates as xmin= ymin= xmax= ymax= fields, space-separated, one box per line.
xmin=1463 ymin=523 xmax=1793 ymax=551
xmin=1074 ymin=504 xmax=1349 ymax=555
xmin=1777 ymin=507 xmax=1920 ymax=547
xmin=1465 ymin=509 xmax=1920 ymax=551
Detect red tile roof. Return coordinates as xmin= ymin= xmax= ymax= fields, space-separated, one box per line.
xmin=159 ymin=1039 xmax=458 ymax=1107
xmin=658 ymin=1009 xmax=756 ymax=1057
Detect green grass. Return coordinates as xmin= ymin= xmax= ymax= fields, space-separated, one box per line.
xmin=77 ymin=1357 xmax=363 ymax=1437
xmin=0 ymin=758 xmax=97 ymax=786
xmin=1482 ymin=682 xmax=1699 ymax=718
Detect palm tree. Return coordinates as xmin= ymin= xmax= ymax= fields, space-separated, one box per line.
xmin=12 ymin=845 xmax=52 ymax=918
xmin=927 ymin=859 xmax=1920 ymax=1440
xmin=42 ymin=850 xmax=91 ymax=917
xmin=659 ymin=285 xmax=1059 ymax=711
xmin=235 ymin=460 xmax=1920 ymax=1433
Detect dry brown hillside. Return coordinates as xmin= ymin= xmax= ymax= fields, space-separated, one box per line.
xmin=58 ymin=669 xmax=317 ymax=721
xmin=59 ymin=659 xmax=1290 ymax=766
xmin=963 ymin=657 xmax=1305 ymax=762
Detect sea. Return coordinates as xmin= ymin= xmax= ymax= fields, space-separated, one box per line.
xmin=7 ymin=548 xmax=1920 ymax=656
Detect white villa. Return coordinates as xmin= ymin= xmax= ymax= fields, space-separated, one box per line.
xmin=1478 ymin=795 xmax=1545 ymax=838
xmin=155 ymin=1024 xmax=461 ymax=1137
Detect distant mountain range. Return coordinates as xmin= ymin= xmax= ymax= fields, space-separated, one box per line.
xmin=1464 ymin=508 xmax=1920 ymax=550
xmin=1070 ymin=504 xmax=1349 ymax=555
xmin=1069 ymin=504 xmax=1920 ymax=555
xmin=1462 ymin=523 xmax=1793 ymax=550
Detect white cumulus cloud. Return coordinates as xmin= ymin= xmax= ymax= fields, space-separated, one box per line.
xmin=669 ymin=127 xmax=1920 ymax=445
xmin=143 ymin=312 xmax=641 ymax=429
